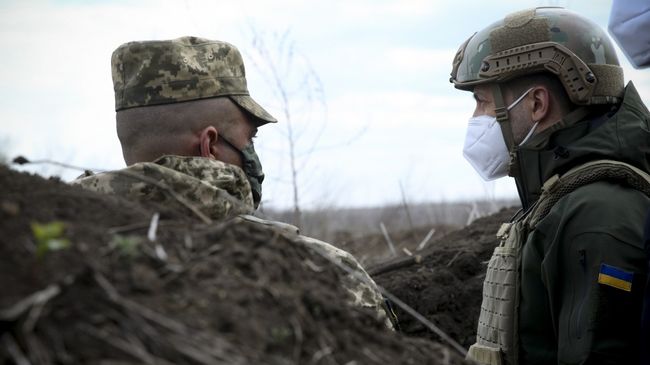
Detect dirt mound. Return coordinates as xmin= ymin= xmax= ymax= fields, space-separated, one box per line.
xmin=371 ymin=207 xmax=519 ymax=347
xmin=0 ymin=165 xmax=468 ymax=364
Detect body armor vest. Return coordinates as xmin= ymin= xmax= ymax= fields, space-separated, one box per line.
xmin=467 ymin=160 xmax=650 ymax=365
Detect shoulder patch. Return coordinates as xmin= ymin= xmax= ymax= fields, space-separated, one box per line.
xmin=598 ymin=263 xmax=633 ymax=292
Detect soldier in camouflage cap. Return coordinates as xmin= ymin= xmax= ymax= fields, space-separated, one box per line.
xmin=450 ymin=8 xmax=650 ymax=364
xmin=74 ymin=36 xmax=396 ymax=330
xmin=109 ymin=36 xmax=275 ymax=208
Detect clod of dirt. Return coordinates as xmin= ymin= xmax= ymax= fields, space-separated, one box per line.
xmin=0 ymin=165 xmax=470 ymax=364
xmin=372 ymin=207 xmax=519 ymax=347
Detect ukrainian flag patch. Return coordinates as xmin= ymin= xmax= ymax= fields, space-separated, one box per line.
xmin=598 ymin=263 xmax=633 ymax=292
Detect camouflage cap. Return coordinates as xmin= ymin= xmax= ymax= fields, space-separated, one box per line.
xmin=111 ymin=36 xmax=277 ymax=126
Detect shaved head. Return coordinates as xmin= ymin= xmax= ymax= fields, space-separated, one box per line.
xmin=116 ymin=97 xmax=247 ymax=165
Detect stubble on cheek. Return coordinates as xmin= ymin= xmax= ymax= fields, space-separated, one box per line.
xmin=509 ymin=109 xmax=534 ymax=146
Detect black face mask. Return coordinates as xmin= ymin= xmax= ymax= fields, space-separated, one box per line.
xmin=221 ymin=137 xmax=264 ymax=208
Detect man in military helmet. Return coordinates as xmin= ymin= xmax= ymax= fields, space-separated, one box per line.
xmin=450 ymin=8 xmax=650 ymax=364
xmin=73 ymin=36 xmax=395 ymax=329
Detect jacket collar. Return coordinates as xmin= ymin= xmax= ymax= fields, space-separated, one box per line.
xmin=510 ymin=82 xmax=650 ymax=209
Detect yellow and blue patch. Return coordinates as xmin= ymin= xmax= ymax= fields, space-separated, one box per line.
xmin=598 ymin=263 xmax=634 ymax=292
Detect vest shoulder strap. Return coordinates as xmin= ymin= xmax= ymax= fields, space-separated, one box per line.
xmin=527 ymin=159 xmax=650 ymax=228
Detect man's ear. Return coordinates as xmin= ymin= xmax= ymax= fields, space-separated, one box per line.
xmin=530 ymin=86 xmax=550 ymax=123
xmin=198 ymin=126 xmax=219 ymax=159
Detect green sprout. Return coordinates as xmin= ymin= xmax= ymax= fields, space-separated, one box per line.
xmin=269 ymin=325 xmax=293 ymax=344
xmin=31 ymin=221 xmax=71 ymax=258
xmin=110 ymin=235 xmax=141 ymax=257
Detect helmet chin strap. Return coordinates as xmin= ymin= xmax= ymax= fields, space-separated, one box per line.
xmin=491 ymin=83 xmax=520 ymax=178
xmin=491 ymin=83 xmax=515 ymax=149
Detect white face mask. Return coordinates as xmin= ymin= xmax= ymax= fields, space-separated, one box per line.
xmin=463 ymin=88 xmax=537 ymax=181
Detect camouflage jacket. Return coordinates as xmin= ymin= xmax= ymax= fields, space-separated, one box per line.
xmin=73 ymin=155 xmax=392 ymax=328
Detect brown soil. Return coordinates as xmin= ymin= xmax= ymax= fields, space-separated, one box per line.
xmin=0 ymin=165 xmax=469 ymax=365
xmin=372 ymin=207 xmax=519 ymax=348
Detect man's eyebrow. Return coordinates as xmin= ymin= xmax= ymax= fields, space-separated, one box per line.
xmin=250 ymin=128 xmax=258 ymax=138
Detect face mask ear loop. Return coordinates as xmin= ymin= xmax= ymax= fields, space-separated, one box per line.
xmin=219 ymin=135 xmax=241 ymax=154
xmin=518 ymin=121 xmax=540 ymax=147
xmin=507 ymin=87 xmax=535 ymax=111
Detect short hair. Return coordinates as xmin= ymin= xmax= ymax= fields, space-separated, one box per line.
xmin=116 ymin=97 xmax=240 ymax=164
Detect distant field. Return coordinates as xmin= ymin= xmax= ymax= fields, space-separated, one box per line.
xmin=261 ymin=199 xmax=519 ymax=241
xmin=261 ymin=199 xmax=519 ymax=266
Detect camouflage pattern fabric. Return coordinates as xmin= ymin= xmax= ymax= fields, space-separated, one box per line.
xmin=74 ymin=155 xmax=393 ymax=328
xmin=298 ymin=235 xmax=393 ymax=328
xmin=111 ymin=36 xmax=277 ymax=126
xmin=237 ymin=214 xmax=393 ymax=328
xmin=73 ymin=155 xmax=255 ymax=221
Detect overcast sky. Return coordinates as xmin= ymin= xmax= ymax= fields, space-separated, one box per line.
xmin=2 ymin=0 xmax=649 ymax=210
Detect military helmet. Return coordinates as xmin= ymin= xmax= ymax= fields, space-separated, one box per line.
xmin=450 ymin=7 xmax=624 ymax=105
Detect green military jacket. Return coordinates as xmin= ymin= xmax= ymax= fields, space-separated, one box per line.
xmin=73 ymin=155 xmax=393 ymax=328
xmin=514 ymin=83 xmax=650 ymax=364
